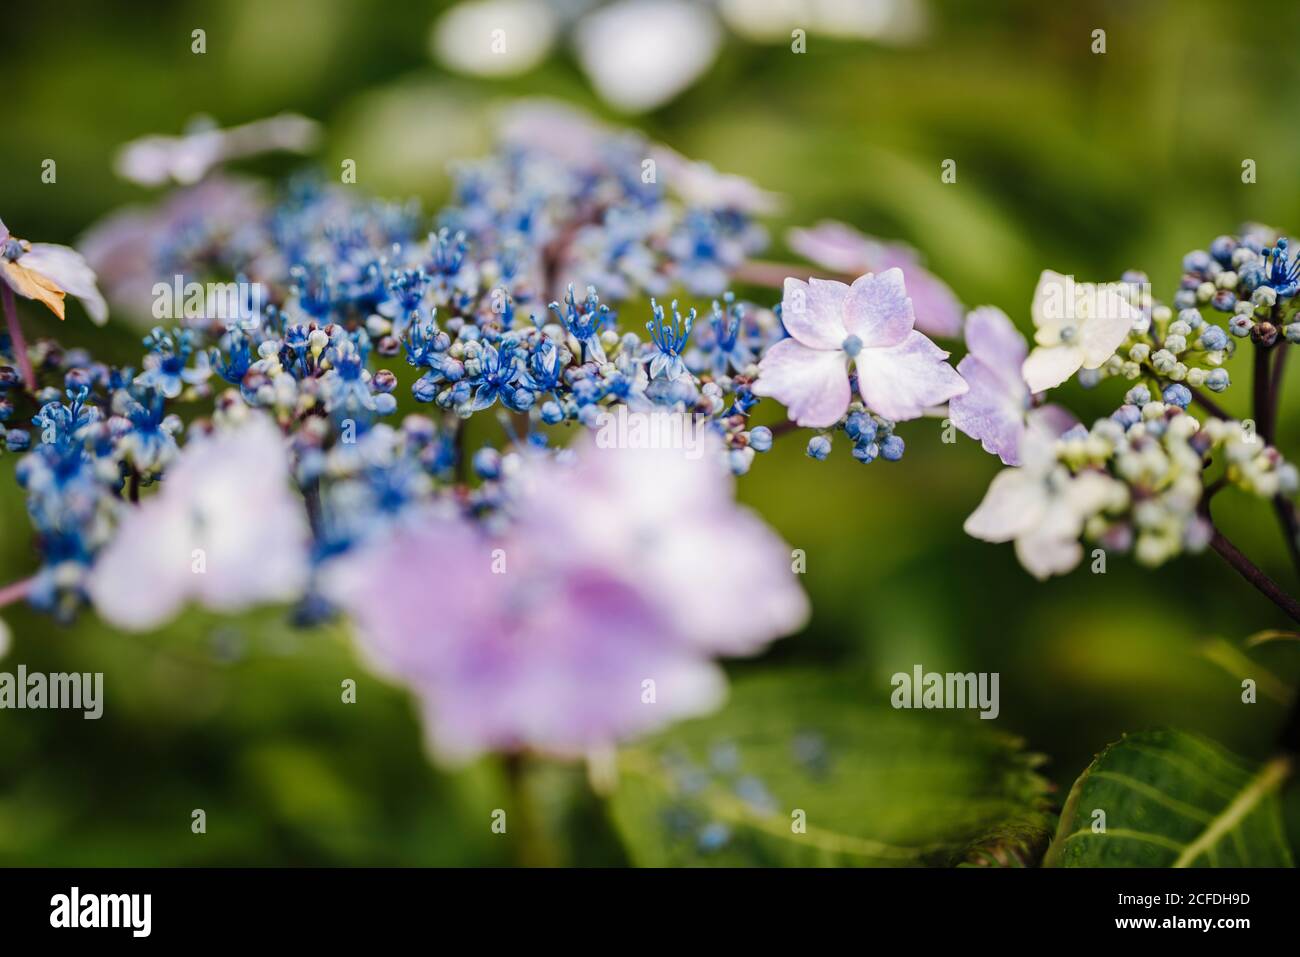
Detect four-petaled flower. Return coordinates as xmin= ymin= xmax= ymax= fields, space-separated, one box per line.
xmin=753 ymin=268 xmax=967 ymax=428
xmin=1021 ymin=270 xmax=1140 ymax=393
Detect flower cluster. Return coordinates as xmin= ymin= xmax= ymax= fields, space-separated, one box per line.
xmin=12 ymin=96 xmax=1296 ymax=764
xmin=966 ymin=394 xmax=1295 ymax=578
xmin=956 ymin=232 xmax=1300 ymax=580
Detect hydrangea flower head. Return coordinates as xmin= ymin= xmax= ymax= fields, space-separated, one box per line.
xmin=753 ymin=268 xmax=966 ymax=427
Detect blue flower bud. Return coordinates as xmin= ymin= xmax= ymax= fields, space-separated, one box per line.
xmin=1205 ymin=368 xmax=1230 ymax=392
xmin=1124 ymin=385 xmax=1151 ymax=406
xmin=1210 ymin=235 xmax=1237 ymax=266
xmin=1198 ymin=325 xmax=1228 ymax=351
xmin=849 ymin=439 xmax=876 ymax=464
xmin=1239 ymin=261 xmax=1266 ymax=293
xmin=473 ymin=447 xmax=502 ymax=480
xmin=748 ymin=426 xmax=773 ymax=452
xmin=373 ymin=393 xmax=397 ymax=415
xmin=728 ymin=447 xmax=754 ymax=475
xmin=845 ymin=411 xmax=877 ymax=443
xmin=1162 ymin=383 xmax=1192 ymax=409
xmin=412 ymin=373 xmax=439 ymax=403
xmin=4 ymin=428 xmax=30 ymax=451
xmin=880 ymin=434 xmax=905 ymax=461
xmin=1111 ymin=404 xmax=1142 ymax=429
xmin=806 ymin=434 xmax=832 ymax=461
xmin=540 ymin=400 xmax=565 ymax=425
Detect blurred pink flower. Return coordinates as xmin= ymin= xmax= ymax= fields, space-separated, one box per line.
xmin=517 ymin=426 xmax=809 ymax=656
xmin=87 ymin=415 xmax=311 ymax=630
xmin=114 ymin=113 xmax=319 ymax=187
xmin=788 ymin=220 xmax=964 ymax=338
xmin=323 ymin=512 xmax=726 ymax=763
xmin=78 ymin=176 xmax=268 ymax=325
xmin=322 ymin=430 xmax=808 ymax=763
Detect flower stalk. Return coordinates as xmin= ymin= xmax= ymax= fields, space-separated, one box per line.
xmin=1 ymin=280 xmax=35 ymax=392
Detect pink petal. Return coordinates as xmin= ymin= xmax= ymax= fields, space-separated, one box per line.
xmin=753 ymin=337 xmax=851 ymax=428
xmin=963 ymin=306 xmax=1027 ymax=393
xmin=853 ymin=330 xmax=967 ymax=422
xmin=786 ymin=220 xmax=876 ymax=274
xmin=843 ymin=267 xmax=913 ymax=348
xmin=949 ymin=355 xmax=1027 ymax=465
xmin=780 ymin=276 xmax=849 ymax=349
xmin=874 ymin=247 xmax=963 ymax=339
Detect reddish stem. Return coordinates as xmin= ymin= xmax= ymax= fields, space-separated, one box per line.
xmin=0 ymin=576 xmax=33 ymax=610
xmin=733 ymin=259 xmax=855 ymax=289
xmin=1 ymin=281 xmax=36 ymax=392
xmin=1209 ymin=528 xmax=1300 ymax=624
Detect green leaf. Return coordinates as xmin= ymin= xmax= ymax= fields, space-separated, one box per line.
xmin=1044 ymin=729 xmax=1294 ymax=867
xmin=607 ymin=671 xmax=1055 ymax=867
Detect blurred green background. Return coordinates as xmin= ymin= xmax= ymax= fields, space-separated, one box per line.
xmin=2 ymin=0 xmax=1299 ymax=864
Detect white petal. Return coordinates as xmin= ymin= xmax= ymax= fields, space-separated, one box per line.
xmin=1030 ymin=269 xmax=1072 ymax=334
xmin=1014 ymin=497 xmax=1089 ymax=580
xmin=20 ymin=243 xmax=109 ymax=324
xmin=433 ymin=0 xmax=557 ymax=77
xmin=574 ymin=0 xmax=721 ymax=112
xmin=964 ymin=468 xmax=1048 ymax=543
xmin=1021 ymin=343 xmax=1084 ymax=393
xmin=1081 ymin=285 xmax=1140 ymax=367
